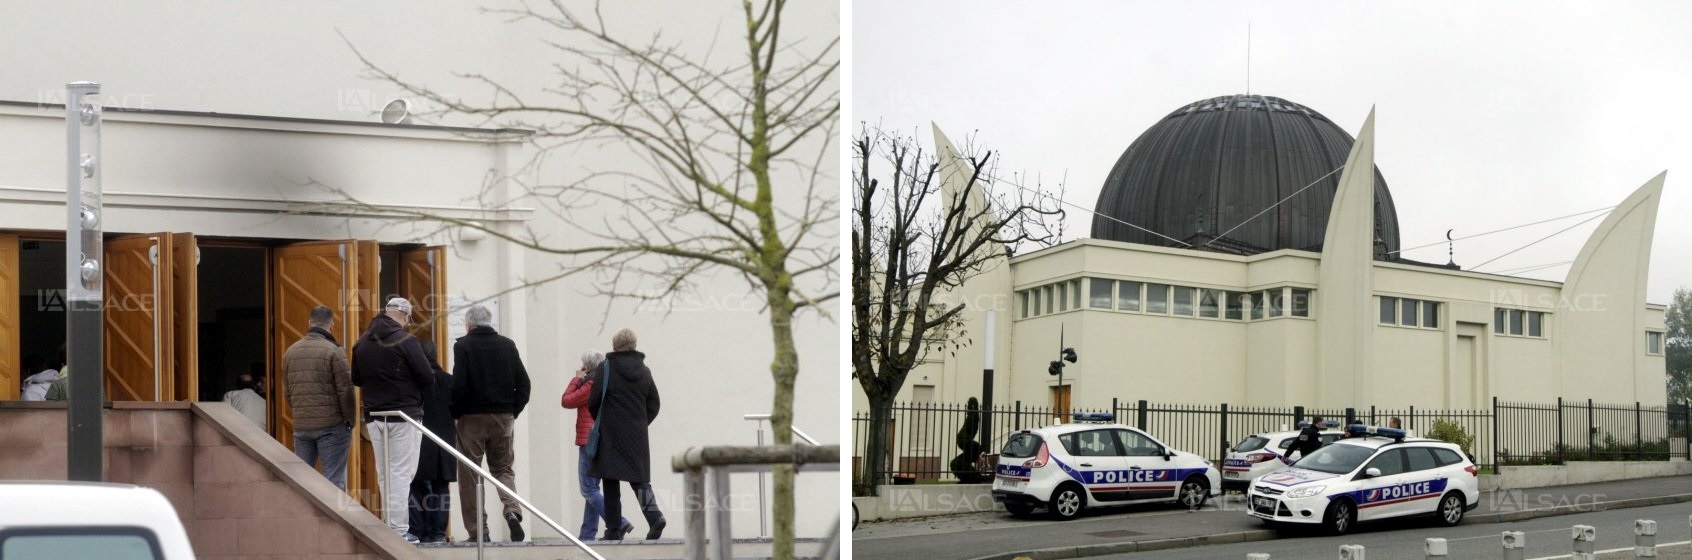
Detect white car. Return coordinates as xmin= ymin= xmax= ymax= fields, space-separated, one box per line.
xmin=0 ymin=482 xmax=196 ymax=559
xmin=1245 ymin=426 xmax=1479 ymax=535
xmin=1221 ymin=426 xmax=1342 ymax=492
xmin=992 ymin=413 xmax=1222 ymax=520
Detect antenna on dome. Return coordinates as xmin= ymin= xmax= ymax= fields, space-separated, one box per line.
xmin=1446 ymin=229 xmax=1455 ymax=267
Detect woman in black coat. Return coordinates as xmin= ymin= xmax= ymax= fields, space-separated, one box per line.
xmin=408 ymin=340 xmax=457 ymax=543
xmin=588 ymin=328 xmax=664 ymax=540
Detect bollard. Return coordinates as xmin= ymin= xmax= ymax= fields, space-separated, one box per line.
xmin=1247 ymin=555 xmax=1270 ymax=560
xmin=1424 ymin=538 xmax=1447 ymax=558
xmin=1635 ymin=519 xmax=1657 ymax=558
xmin=1572 ymin=524 xmax=1597 ymax=560
xmin=1502 ymin=531 xmax=1526 ymax=560
xmin=1338 ymin=544 xmax=1365 ymax=559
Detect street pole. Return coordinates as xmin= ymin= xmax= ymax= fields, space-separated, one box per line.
xmin=65 ymin=82 xmax=105 ymax=482
xmin=980 ymin=310 xmax=995 ymax=454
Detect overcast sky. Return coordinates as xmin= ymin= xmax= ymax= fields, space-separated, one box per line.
xmin=852 ymin=0 xmax=1692 ymax=304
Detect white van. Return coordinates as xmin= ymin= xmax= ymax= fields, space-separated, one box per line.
xmin=0 ymin=482 xmax=196 ymax=559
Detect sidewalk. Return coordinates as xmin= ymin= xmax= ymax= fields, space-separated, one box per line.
xmin=851 ymin=475 xmax=1692 ymax=560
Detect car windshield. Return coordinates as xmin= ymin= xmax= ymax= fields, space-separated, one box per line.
xmin=1002 ymin=433 xmax=1042 ymax=458
xmin=1291 ymin=443 xmax=1376 ymax=474
xmin=1232 ymin=436 xmax=1270 ymax=452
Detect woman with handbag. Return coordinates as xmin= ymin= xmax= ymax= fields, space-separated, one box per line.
xmin=586 ymin=328 xmax=666 ymax=540
xmin=562 ymin=351 xmax=632 ymax=541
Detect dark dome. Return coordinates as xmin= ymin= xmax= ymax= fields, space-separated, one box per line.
xmin=1091 ymin=94 xmax=1400 ymax=255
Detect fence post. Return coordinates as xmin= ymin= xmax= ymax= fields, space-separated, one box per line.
xmin=1346 ymin=407 xmax=1356 ymax=426
xmin=1369 ymin=405 xmax=1376 ymax=425
xmin=1294 ymin=406 xmax=1305 ymax=428
xmin=1113 ymin=398 xmax=1119 ymax=421
xmin=1137 ymin=400 xmax=1148 ymax=430
xmin=1635 ymin=402 xmax=1643 ymax=459
xmin=1686 ymin=402 xmax=1691 ymax=461
xmin=1014 ymin=401 xmax=1022 ymax=431
xmin=1409 ymin=406 xmax=1415 ymax=432
xmin=1488 ymin=397 xmax=1502 ymax=470
xmin=1220 ymin=403 xmax=1230 ymax=459
xmin=1589 ymin=399 xmax=1596 ymax=460
xmin=1557 ymin=397 xmax=1565 ymax=464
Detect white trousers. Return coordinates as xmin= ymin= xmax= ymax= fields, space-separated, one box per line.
xmin=369 ymin=420 xmax=423 ymax=535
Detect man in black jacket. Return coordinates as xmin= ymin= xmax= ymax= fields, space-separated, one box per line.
xmin=451 ymin=304 xmax=532 ymax=542
xmin=352 ymin=297 xmax=434 ymax=543
xmin=1291 ymin=416 xmax=1324 ymax=460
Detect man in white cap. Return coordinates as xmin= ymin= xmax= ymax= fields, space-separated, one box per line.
xmin=351 ymin=296 xmax=435 ymax=543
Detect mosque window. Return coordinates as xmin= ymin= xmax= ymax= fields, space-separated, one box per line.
xmin=1509 ymin=310 xmax=1525 ymax=336
xmin=1291 ymin=289 xmax=1312 ymax=317
xmin=1494 ymin=308 xmax=1507 ymax=334
xmin=1057 ymin=283 xmax=1069 ymax=312
xmin=1172 ymin=287 xmax=1195 ymax=316
xmin=1422 ymin=300 xmax=1439 ymax=328
xmin=1199 ymin=289 xmax=1221 ymax=318
xmin=1021 ymin=292 xmax=1030 ymax=318
xmin=1071 ymin=280 xmax=1082 ymax=310
xmin=1648 ymin=331 xmax=1664 ymax=355
xmin=1268 ymin=289 xmax=1286 ymax=318
xmin=1226 ymin=291 xmax=1245 ymax=320
xmin=1044 ymin=286 xmax=1054 ymax=314
xmin=1527 ymin=312 xmax=1542 ymax=337
xmin=1118 ymin=281 xmax=1142 ymax=312
xmin=1382 ymin=296 xmax=1443 ymax=329
xmin=1400 ymin=298 xmax=1418 ymax=327
xmin=1146 ymin=284 xmax=1170 ymax=314
xmin=1252 ymin=291 xmax=1267 ymax=320
xmin=1379 ymin=296 xmax=1397 ymax=325
xmin=1089 ymin=278 xmax=1114 ymax=309
xmin=1493 ymin=307 xmax=1546 ymax=338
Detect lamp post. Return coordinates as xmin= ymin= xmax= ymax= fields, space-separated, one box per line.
xmin=980 ymin=311 xmax=995 ymax=455
xmin=65 ymin=82 xmax=105 ymax=482
xmin=1047 ymin=324 xmax=1078 ymax=418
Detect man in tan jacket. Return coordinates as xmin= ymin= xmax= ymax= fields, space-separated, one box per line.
xmin=283 ymin=305 xmax=357 ymax=490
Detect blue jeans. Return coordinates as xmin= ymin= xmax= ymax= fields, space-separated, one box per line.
xmin=579 ymin=448 xmax=630 ymax=540
xmin=294 ymin=424 xmax=352 ymax=490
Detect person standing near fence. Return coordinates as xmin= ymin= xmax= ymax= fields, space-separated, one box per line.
xmin=589 ymin=328 xmax=666 ymax=540
xmin=1292 ymin=416 xmax=1323 ymax=459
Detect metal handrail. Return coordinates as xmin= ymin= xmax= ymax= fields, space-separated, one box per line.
xmin=743 ymin=413 xmax=821 ymax=444
xmin=372 ymin=411 xmax=604 ymax=560
xmin=743 ymin=413 xmax=822 ymax=538
xmin=672 ymin=444 xmax=840 ymax=560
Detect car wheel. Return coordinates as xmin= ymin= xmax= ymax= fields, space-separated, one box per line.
xmin=1437 ymin=492 xmax=1465 ymax=526
xmin=1047 ymin=483 xmax=1086 ymax=521
xmin=1005 ymin=502 xmax=1035 ymax=517
xmin=1176 ymin=476 xmax=1209 ymax=509
xmin=1323 ymin=499 xmax=1356 ymax=536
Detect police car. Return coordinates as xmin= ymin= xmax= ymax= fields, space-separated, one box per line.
xmin=1245 ymin=425 xmax=1479 ymax=535
xmin=991 ymin=413 xmax=1222 ymax=520
xmin=1221 ymin=423 xmax=1343 ymax=492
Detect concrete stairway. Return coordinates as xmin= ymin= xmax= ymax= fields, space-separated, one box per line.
xmin=416 ymin=537 xmax=826 ymax=560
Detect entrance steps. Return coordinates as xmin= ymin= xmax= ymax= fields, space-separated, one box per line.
xmin=416 ymin=537 xmax=826 ymax=560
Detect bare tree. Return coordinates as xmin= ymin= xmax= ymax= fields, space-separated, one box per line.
xmin=851 ymin=126 xmax=1064 ymax=495
xmin=325 ymin=2 xmax=836 ymax=555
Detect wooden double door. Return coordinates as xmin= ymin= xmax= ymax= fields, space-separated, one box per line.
xmin=0 ymin=233 xmax=446 ymax=517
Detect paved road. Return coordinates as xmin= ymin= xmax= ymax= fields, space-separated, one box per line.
xmin=1095 ymin=501 xmax=1692 ymax=559
xmin=852 ymin=475 xmax=1692 ymax=560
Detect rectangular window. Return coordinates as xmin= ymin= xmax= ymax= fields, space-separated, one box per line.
xmin=1494 ymin=308 xmax=1506 ymax=334
xmin=1268 ymin=289 xmax=1285 ymax=318
xmin=1291 ymin=289 xmax=1311 ymax=317
xmin=1072 ymin=280 xmax=1082 ymax=310
xmin=1400 ymin=298 xmax=1418 ymax=327
xmin=1089 ymin=278 xmax=1113 ymax=309
xmin=1251 ymin=291 xmax=1266 ymax=320
xmin=1422 ymin=301 xmax=1439 ymax=328
xmin=1528 ymin=312 xmax=1543 ymax=338
xmin=1057 ymin=283 xmax=1068 ymax=312
xmin=1380 ymin=296 xmax=1397 ymax=325
xmin=1118 ymin=281 xmax=1142 ymax=312
xmin=1145 ymin=284 xmax=1169 ymax=313
xmin=1172 ymin=286 xmax=1195 ymax=316
xmin=1044 ymin=286 xmax=1054 ymax=315
xmin=1225 ymin=291 xmax=1244 ymax=320
xmin=1648 ymin=331 xmax=1664 ymax=354
xmin=1020 ymin=292 xmax=1029 ymax=318
xmin=1509 ymin=309 xmax=1525 ymax=336
xmin=1199 ymin=289 xmax=1221 ymax=318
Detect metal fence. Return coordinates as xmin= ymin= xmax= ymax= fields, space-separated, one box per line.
xmin=851 ymin=398 xmax=1692 ymax=487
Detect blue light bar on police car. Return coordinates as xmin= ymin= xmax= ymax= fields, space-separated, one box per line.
xmin=1072 ymin=412 xmax=1115 ymax=423
xmin=1344 ymin=424 xmax=1408 ymax=440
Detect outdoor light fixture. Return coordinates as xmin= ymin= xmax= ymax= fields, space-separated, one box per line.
xmin=66 ymin=82 xmax=103 ymax=303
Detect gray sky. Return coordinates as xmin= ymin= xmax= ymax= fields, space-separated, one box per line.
xmin=852 ymin=0 xmax=1692 ymax=304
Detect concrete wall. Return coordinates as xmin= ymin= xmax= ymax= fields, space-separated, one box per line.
xmin=0 ymin=401 xmax=418 ymax=560
xmin=1494 ymin=461 xmax=1692 ymax=490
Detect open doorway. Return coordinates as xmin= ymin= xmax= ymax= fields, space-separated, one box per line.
xmin=16 ymin=239 xmax=66 ymax=385
xmin=197 ymin=246 xmax=266 ymax=403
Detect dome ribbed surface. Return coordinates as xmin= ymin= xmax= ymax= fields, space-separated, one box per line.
xmin=1090 ymin=94 xmax=1400 ymax=255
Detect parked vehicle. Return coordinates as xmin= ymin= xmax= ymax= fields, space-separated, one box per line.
xmin=0 ymin=482 xmax=196 ymax=559
xmin=1221 ymin=425 xmax=1342 ymax=492
xmin=991 ymin=413 xmax=1222 ymax=520
xmin=1245 ymin=425 xmax=1479 ymax=535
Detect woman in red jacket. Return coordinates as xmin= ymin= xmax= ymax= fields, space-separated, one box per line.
xmin=563 ymin=352 xmax=632 ymax=541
